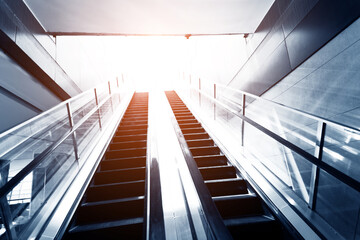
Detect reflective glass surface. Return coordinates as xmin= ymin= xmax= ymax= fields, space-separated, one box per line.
xmin=0 ymin=80 xmax=127 ymax=239
xmin=316 ymin=169 xmax=360 ymax=240
xmin=244 ymin=122 xmax=313 ymax=202
xmin=180 ymin=79 xmax=360 ymax=240
xmin=323 ymin=125 xmax=360 ymax=182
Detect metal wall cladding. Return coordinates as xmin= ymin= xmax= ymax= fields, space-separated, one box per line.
xmin=4 ymin=0 xmax=56 ymax=58
xmin=0 ymin=0 xmax=82 ymax=98
xmin=0 ymin=4 xmax=17 ymax=41
xmin=228 ymin=0 xmax=360 ymax=96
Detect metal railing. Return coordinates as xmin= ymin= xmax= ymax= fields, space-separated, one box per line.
xmin=178 ymin=77 xmax=360 ymax=240
xmin=0 ymin=78 xmax=132 ymax=239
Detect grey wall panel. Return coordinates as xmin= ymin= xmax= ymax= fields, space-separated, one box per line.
xmin=286 ymin=0 xmax=360 ymax=69
xmin=252 ymin=24 xmax=285 ymax=64
xmin=0 ymin=47 xmax=61 ymax=133
xmin=246 ymin=0 xmax=283 ymax=57
xmin=0 ymin=3 xmax=17 ymax=41
xmin=0 ymin=49 xmax=60 ymax=111
xmin=228 ymin=0 xmax=360 ymax=98
xmin=4 ymin=0 xmax=56 ymax=58
xmin=261 ymin=18 xmax=360 ymax=128
xmin=0 ymin=93 xmax=39 ymax=133
xmin=239 ymin=42 xmax=292 ymax=96
xmin=281 ymin=0 xmax=319 ymax=37
xmin=0 ymin=0 xmax=82 ymax=99
xmin=15 ymin=23 xmax=56 ymax=81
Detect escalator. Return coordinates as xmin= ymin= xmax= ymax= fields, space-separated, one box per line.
xmin=165 ymin=91 xmax=288 ymax=239
xmin=64 ymin=92 xmax=149 ymax=239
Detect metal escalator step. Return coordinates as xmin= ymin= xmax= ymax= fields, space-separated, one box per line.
xmin=68 ymin=217 xmax=143 ymax=240
xmin=124 ymin=110 xmax=148 ymax=114
xmin=190 ymin=146 xmax=221 ymax=156
xmin=171 ymin=107 xmax=189 ymax=111
xmin=106 ymin=148 xmax=146 ymax=159
xmin=94 ymin=167 xmax=146 ymax=185
xmin=206 ymin=178 xmax=248 ymax=197
xmin=193 ymin=155 xmax=227 ymax=167
xmin=223 ymin=214 xmax=274 ymax=226
xmin=181 ymin=127 xmax=205 ymax=134
xmin=115 ymin=128 xmax=147 ymax=136
xmin=117 ymin=124 xmax=147 ymax=131
xmin=109 ymin=141 xmax=147 ymax=150
xmin=121 ymin=116 xmax=148 ymax=121
xmin=173 ymin=109 xmax=191 ymax=113
xmin=175 ymin=115 xmax=196 ymax=120
xmin=199 ymin=165 xmax=236 ymax=180
xmin=179 ymin=123 xmax=202 ymax=129
xmin=224 ymin=215 xmax=283 ymax=240
xmin=76 ymin=197 xmax=144 ymax=225
xmin=113 ymin=134 xmax=147 ymax=142
xmin=187 ymin=139 xmax=214 ymax=148
xmin=177 ymin=119 xmax=198 ymax=125
xmin=120 ymin=120 xmax=148 ymax=127
xmin=86 ymin=180 xmax=145 ymax=202
xmin=123 ymin=113 xmax=148 ymax=118
xmin=183 ymin=132 xmax=209 ymax=140
xmin=101 ymin=156 xmax=146 ymax=170
xmin=174 ymin=112 xmax=193 ymax=118
xmin=171 ymin=101 xmax=185 ymax=104
xmin=213 ymin=194 xmax=264 ymax=219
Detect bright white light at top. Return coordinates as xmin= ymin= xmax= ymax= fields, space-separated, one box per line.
xmin=56 ymin=35 xmax=247 ymax=92
xmin=57 ymin=36 xmax=191 ymax=92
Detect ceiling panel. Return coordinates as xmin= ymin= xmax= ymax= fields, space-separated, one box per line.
xmin=24 ymin=0 xmax=274 ymax=35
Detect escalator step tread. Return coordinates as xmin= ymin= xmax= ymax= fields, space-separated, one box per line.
xmin=69 ymin=217 xmax=143 ymax=234
xmin=76 ymin=197 xmax=145 ymax=225
xmin=86 ymin=180 xmax=145 ymax=202
xmin=198 ymin=164 xmax=235 ymax=170
xmin=223 ymin=215 xmax=275 ymax=226
xmin=109 ymin=140 xmax=147 ymax=150
xmin=94 ymin=165 xmax=145 ymax=184
xmin=212 ymin=193 xmax=257 ymax=201
xmin=183 ymin=132 xmax=210 ymax=140
xmin=206 ymin=178 xmax=248 ymax=196
xmin=81 ymin=195 xmax=145 ymax=208
xmin=214 ymin=193 xmax=264 ymax=218
xmin=199 ymin=164 xmax=236 ymax=180
xmin=113 ymin=134 xmax=147 ymax=142
xmin=194 ymin=155 xmax=228 ymax=167
xmin=225 ymin=215 xmax=283 ymax=240
xmin=97 ymin=166 xmax=146 ymax=173
xmin=106 ymin=148 xmax=146 ymax=159
xmin=181 ymin=127 xmax=206 ymax=134
xmin=190 ymin=146 xmax=221 ymax=156
xmin=187 ymin=139 xmax=214 ymax=147
xmin=101 ymin=156 xmax=146 ymax=170
xmin=116 ymin=129 xmax=147 ymax=136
